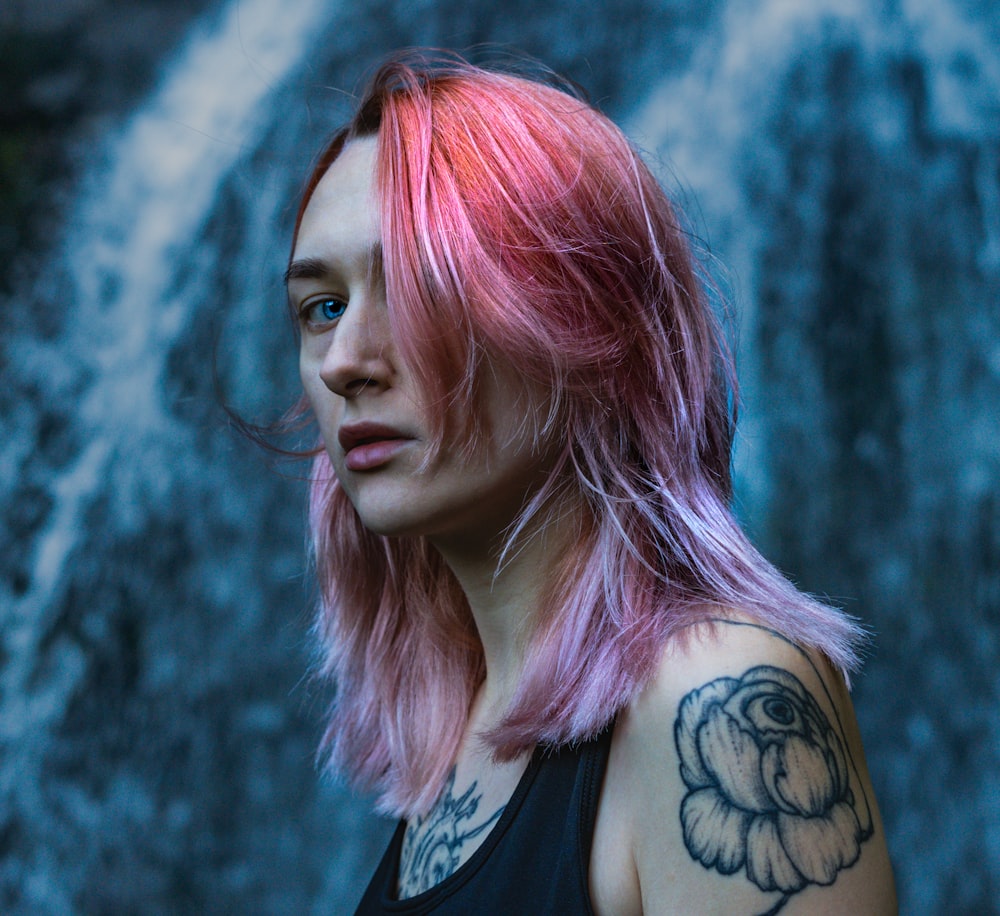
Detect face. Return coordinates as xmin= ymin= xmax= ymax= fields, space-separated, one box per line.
xmin=291 ymin=137 xmax=560 ymax=554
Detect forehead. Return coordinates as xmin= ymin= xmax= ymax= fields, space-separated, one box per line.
xmin=293 ymin=136 xmax=379 ymax=262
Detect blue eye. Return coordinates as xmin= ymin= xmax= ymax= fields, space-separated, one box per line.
xmin=303 ymin=297 xmax=347 ymax=325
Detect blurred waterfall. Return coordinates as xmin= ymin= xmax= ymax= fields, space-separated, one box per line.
xmin=628 ymin=2 xmax=1000 ymax=910
xmin=5 ymin=0 xmax=332 ymax=753
xmin=0 ymin=0 xmax=396 ymax=912
xmin=1 ymin=0 xmax=997 ymax=912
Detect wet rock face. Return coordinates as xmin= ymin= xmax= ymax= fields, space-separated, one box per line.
xmin=2 ymin=1 xmax=998 ymax=913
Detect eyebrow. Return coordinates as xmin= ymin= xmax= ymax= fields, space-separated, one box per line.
xmin=284 ymin=243 xmax=384 ymax=286
xmin=284 ymin=257 xmax=329 ymax=285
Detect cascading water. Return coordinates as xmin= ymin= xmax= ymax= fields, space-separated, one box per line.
xmin=628 ymin=3 xmax=1000 ymax=909
xmin=0 ymin=0 xmax=378 ymax=911
xmin=1 ymin=0 xmax=998 ymax=911
xmin=8 ymin=0 xmax=332 ymax=622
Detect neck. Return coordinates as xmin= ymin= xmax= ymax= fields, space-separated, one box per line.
xmin=431 ymin=500 xmax=580 ymax=717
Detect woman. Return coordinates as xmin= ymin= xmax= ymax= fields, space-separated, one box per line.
xmin=286 ymin=52 xmax=896 ymax=914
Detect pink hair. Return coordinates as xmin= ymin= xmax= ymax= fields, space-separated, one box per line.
xmin=298 ymin=53 xmax=864 ymax=816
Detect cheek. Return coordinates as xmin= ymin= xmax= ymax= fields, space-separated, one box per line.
xmin=298 ymin=349 xmax=313 ymax=400
xmin=300 ymin=355 xmax=342 ymax=438
xmin=482 ymin=372 xmax=556 ymax=454
xmin=299 ymin=350 xmax=324 ymax=407
xmin=299 ymin=342 xmax=319 ymax=387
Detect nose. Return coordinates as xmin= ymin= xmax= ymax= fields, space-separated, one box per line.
xmin=319 ymin=296 xmax=395 ymax=398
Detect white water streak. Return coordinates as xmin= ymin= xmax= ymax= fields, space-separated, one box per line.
xmin=624 ymin=0 xmax=998 ymax=519
xmin=5 ymin=0 xmax=335 ymax=731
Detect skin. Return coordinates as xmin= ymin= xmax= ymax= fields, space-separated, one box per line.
xmin=292 ymin=138 xmax=898 ymax=913
xmin=590 ymin=621 xmax=898 ymax=915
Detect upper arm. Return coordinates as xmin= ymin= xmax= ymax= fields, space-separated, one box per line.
xmin=605 ymin=620 xmax=897 ymax=916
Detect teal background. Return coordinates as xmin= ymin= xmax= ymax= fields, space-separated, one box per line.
xmin=1 ymin=0 xmax=998 ymax=911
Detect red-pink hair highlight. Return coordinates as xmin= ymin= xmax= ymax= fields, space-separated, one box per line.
xmin=299 ymin=53 xmax=864 ymax=816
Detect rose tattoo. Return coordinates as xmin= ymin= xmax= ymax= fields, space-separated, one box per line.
xmin=674 ymin=666 xmax=873 ymax=909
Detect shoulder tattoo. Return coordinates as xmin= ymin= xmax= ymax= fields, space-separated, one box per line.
xmin=397 ymin=768 xmax=504 ymax=898
xmin=674 ymin=665 xmax=875 ymax=915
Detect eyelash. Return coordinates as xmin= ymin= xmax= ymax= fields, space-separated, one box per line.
xmin=299 ymin=296 xmax=347 ymax=327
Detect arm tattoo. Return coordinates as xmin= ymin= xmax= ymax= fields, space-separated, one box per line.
xmin=397 ymin=768 xmax=504 ymax=898
xmin=674 ymin=665 xmax=874 ymax=915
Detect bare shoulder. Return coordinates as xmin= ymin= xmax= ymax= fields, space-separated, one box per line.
xmin=592 ymin=619 xmax=897 ymax=916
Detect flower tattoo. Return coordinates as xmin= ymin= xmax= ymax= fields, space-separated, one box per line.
xmin=674 ymin=666 xmax=873 ymax=910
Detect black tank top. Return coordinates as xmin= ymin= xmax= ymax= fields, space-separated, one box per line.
xmin=353 ymin=723 xmax=615 ymax=915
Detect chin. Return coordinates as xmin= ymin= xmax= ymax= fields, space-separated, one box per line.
xmin=352 ymin=507 xmax=428 ymax=540
xmin=355 ymin=506 xmax=472 ymax=545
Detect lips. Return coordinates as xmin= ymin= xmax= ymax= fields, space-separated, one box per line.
xmin=337 ymin=422 xmax=413 ymax=471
